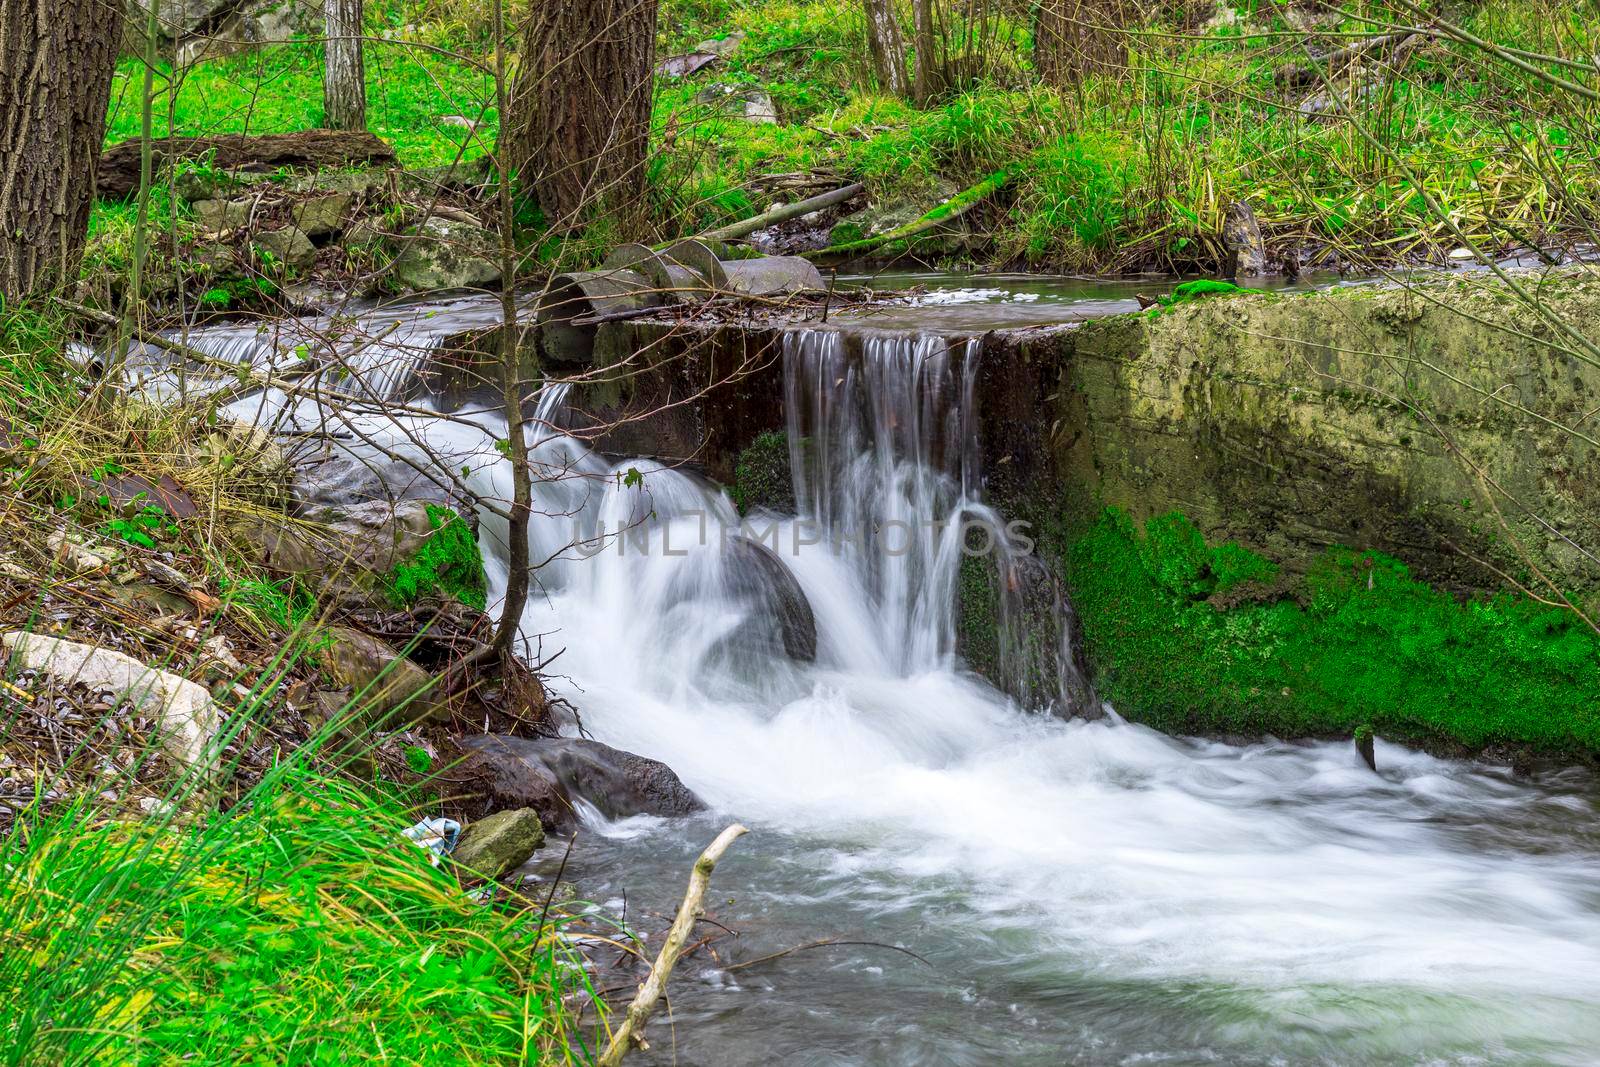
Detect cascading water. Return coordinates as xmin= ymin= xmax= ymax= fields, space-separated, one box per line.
xmin=155 ymin=292 xmax=1600 ymax=1064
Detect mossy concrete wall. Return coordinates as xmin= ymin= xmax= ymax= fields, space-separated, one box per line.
xmin=981 ymin=271 xmax=1600 ymax=608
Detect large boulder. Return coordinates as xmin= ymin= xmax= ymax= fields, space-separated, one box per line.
xmin=451 ymin=735 xmax=704 ymax=834
xmin=389 ymin=217 xmax=502 ymax=294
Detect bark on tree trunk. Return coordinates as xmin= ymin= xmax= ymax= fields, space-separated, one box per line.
xmin=1034 ymin=0 xmax=1129 ymax=87
xmin=863 ymin=0 xmax=909 ymax=97
xmin=502 ymin=0 xmax=658 ymax=230
xmin=910 ymin=0 xmax=939 ymax=103
xmin=0 ymin=0 xmax=122 ymax=301
xmin=324 ymin=0 xmax=366 ymax=131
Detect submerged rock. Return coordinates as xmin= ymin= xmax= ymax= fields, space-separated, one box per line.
xmin=452 ymin=808 xmax=545 ymax=878
xmin=453 ymin=735 xmax=705 ymax=834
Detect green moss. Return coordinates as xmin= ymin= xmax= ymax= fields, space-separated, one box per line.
xmin=386 ymin=505 xmax=487 ymax=612
xmin=1064 ymin=507 xmax=1600 ymax=759
xmin=731 ymin=431 xmax=795 ymax=515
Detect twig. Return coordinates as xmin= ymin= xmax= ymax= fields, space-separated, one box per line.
xmin=597 ymin=823 xmax=748 ymax=1066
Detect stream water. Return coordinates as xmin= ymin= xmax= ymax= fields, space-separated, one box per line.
xmin=182 ymin=275 xmax=1600 ymax=1065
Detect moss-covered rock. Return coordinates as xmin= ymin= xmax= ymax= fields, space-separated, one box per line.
xmin=1060 ymin=506 xmax=1600 ymax=761
xmin=385 ymin=504 xmax=488 ymax=612
xmin=731 ymin=430 xmax=795 ymax=514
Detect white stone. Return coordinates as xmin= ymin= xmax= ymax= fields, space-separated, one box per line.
xmin=1 ymin=632 xmax=220 ymax=767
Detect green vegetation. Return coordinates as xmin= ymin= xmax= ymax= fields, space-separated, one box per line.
xmin=88 ymin=0 xmax=1600 ymax=273
xmin=1065 ymin=507 xmax=1600 ymax=758
xmin=0 ymin=768 xmax=595 ymax=1065
xmin=730 ymin=430 xmax=794 ymax=514
xmin=388 ymin=504 xmax=489 ymax=612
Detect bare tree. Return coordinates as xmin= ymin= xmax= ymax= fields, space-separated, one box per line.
xmin=863 ymin=0 xmax=910 ymax=96
xmin=1034 ymin=0 xmax=1129 ymax=87
xmin=502 ymin=0 xmax=658 ymax=229
xmin=0 ymin=0 xmax=122 ymax=301
xmin=323 ymin=0 xmax=367 ymax=131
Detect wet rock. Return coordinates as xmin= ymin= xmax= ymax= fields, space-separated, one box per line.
xmin=389 ymin=217 xmax=501 ymax=293
xmin=956 ymin=538 xmax=1099 ymax=719
xmin=1222 ymin=200 xmax=1266 ymax=278
xmin=291 ymin=191 xmax=353 ymax=240
xmin=322 ymin=626 xmax=446 ymax=726
xmin=724 ymin=535 xmax=816 ymax=662
xmin=1 ymin=633 xmax=218 ymax=766
xmin=453 ymin=735 xmax=705 ymax=835
xmin=194 ymin=197 xmax=254 ymax=234
xmin=1356 ymin=727 xmax=1377 ymax=772
xmin=453 ymin=808 xmax=546 ymax=878
xmin=257 ymin=226 xmax=317 ymax=271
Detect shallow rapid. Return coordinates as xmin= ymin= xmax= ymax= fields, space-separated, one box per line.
xmin=204 ymin=281 xmax=1600 ymax=1065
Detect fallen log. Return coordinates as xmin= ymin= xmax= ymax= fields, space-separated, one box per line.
xmin=1275 ymin=32 xmax=1414 ymax=89
xmin=695 ymin=182 xmax=865 ymax=244
xmin=98 ymin=130 xmax=398 ymax=200
xmin=803 ymin=169 xmax=1011 ymax=262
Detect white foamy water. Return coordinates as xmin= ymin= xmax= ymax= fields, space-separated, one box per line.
xmin=198 ymin=304 xmax=1600 ymax=1065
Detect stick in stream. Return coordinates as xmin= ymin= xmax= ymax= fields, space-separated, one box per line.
xmin=597 ymin=823 xmax=748 ymax=1066
xmin=803 ymin=169 xmax=1011 ymax=262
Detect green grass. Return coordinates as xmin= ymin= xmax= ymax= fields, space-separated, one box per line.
xmin=1064 ymin=507 xmax=1600 ymax=758
xmin=0 ymin=766 xmax=597 ymax=1065
xmin=105 ymin=40 xmax=495 ymax=168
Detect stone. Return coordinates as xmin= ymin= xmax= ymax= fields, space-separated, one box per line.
xmin=321 ymin=626 xmax=446 ymax=726
xmin=127 ymin=0 xmax=320 ymax=63
xmin=453 ymin=735 xmax=705 ymax=835
xmin=657 ymin=51 xmax=720 ymax=79
xmin=723 ymin=535 xmax=816 ymax=662
xmin=194 ymin=197 xmax=254 ymax=234
xmin=452 ymin=808 xmax=546 ymax=878
xmin=389 ymin=217 xmax=501 ymax=293
xmin=256 ymin=226 xmax=317 ymax=271
xmin=1222 ymin=200 xmax=1266 ymax=278
xmin=695 ymin=32 xmax=744 ymax=58
xmin=742 ymin=91 xmax=779 ymax=124
xmin=1 ymin=633 xmax=218 ymax=766
xmin=245 ymin=500 xmax=485 ymax=609
xmin=290 ymin=192 xmax=353 ymax=239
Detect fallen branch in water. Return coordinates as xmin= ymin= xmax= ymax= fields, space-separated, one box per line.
xmin=803 ymin=169 xmax=1011 ymax=262
xmin=597 ymin=823 xmax=748 ymax=1067
xmin=723 ymin=936 xmax=934 ymax=973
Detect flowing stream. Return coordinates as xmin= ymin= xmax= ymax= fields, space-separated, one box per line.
xmin=189 ymin=276 xmax=1600 ymax=1065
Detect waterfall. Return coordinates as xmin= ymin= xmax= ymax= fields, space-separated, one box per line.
xmin=780 ymin=327 xmax=1092 ymax=711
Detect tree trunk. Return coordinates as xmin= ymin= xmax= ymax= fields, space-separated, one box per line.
xmin=1034 ymin=0 xmax=1128 ymax=87
xmin=324 ymin=0 xmax=366 ymax=131
xmin=503 ymin=0 xmax=658 ymax=230
xmin=910 ymin=0 xmax=938 ymax=103
xmin=863 ymin=0 xmax=909 ymax=97
xmin=0 ymin=0 xmax=122 ymax=301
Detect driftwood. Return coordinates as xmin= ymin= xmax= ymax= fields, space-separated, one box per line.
xmin=597 ymin=823 xmax=748 ymax=1066
xmin=98 ymin=130 xmax=398 ymax=199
